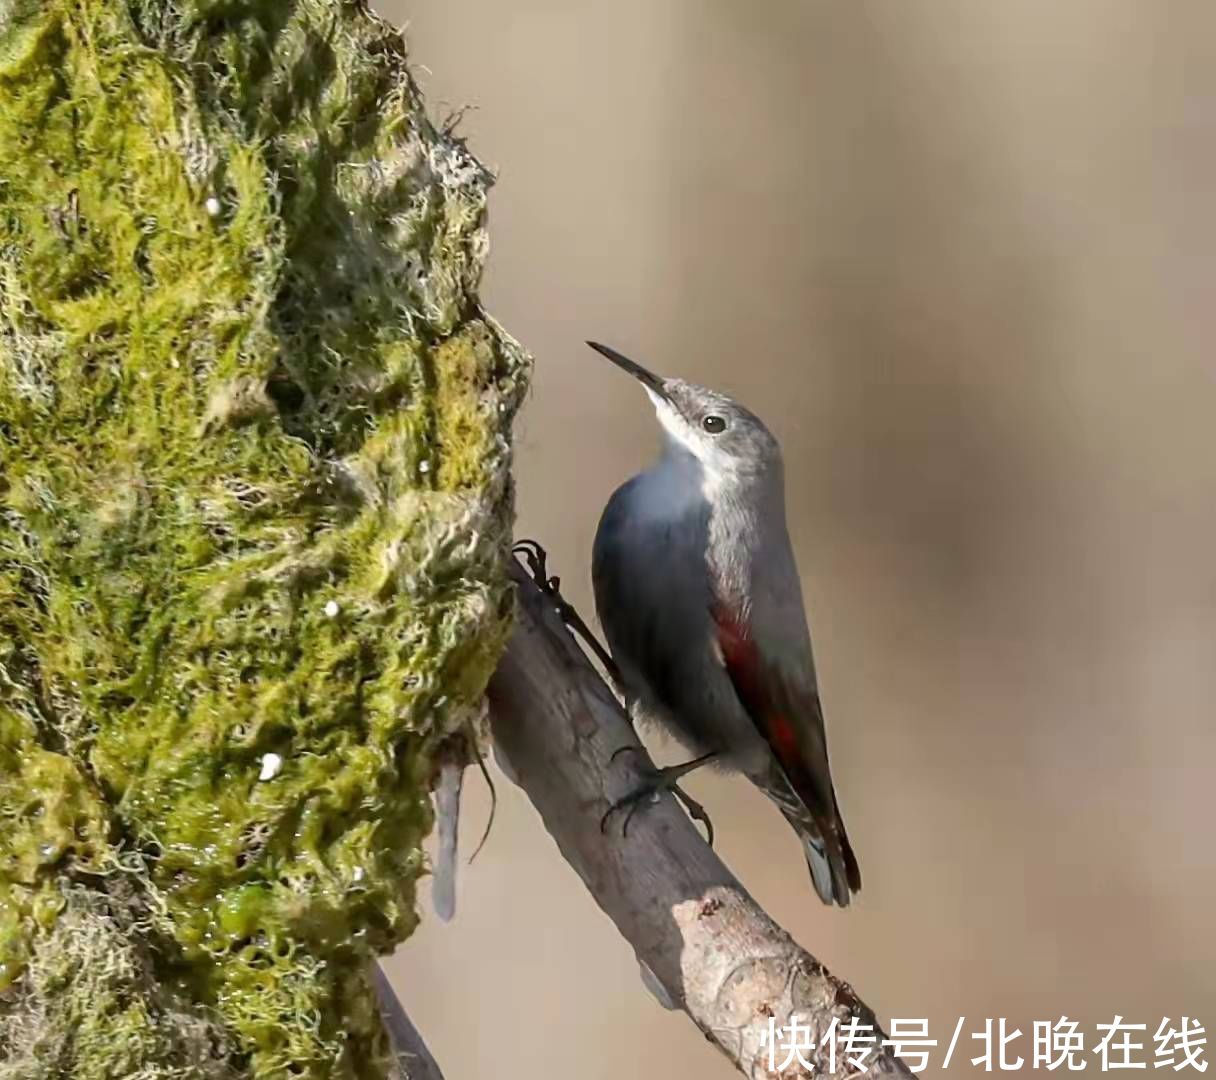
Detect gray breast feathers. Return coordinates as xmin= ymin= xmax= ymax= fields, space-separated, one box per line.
xmin=592 ymin=475 xmax=714 ymax=722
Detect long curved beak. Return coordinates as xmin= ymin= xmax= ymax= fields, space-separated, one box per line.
xmin=586 ymin=341 xmax=672 ymax=404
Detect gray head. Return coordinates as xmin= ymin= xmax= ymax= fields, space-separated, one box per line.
xmin=588 ymin=342 xmax=782 ymax=481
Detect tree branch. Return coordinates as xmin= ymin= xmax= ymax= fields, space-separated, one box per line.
xmin=487 ymin=560 xmax=914 ymax=1079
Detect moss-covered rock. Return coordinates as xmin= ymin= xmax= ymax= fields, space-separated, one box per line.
xmin=0 ymin=1 xmax=529 ymax=1075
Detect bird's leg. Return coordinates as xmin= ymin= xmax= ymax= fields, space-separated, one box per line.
xmin=511 ymin=541 xmax=715 ymax=840
xmin=512 ymin=539 xmax=623 ymax=688
xmin=602 ymin=749 xmax=718 ymax=847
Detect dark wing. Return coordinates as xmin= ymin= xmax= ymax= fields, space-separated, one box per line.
xmin=711 ymin=601 xmax=861 ymax=905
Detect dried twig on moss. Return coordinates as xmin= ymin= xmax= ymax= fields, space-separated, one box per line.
xmin=489 ymin=561 xmax=915 ymax=1079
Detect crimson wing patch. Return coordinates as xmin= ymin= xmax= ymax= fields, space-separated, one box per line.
xmin=711 ymin=601 xmax=813 ymax=790
xmin=711 ymin=598 xmax=861 ymax=898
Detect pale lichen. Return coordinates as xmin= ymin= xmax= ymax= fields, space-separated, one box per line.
xmin=0 ymin=1 xmax=529 ymax=1076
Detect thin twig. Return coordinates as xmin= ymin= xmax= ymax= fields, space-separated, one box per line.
xmin=371 ymin=962 xmax=446 ymax=1080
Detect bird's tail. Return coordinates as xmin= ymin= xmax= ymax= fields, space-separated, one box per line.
xmin=800 ymin=831 xmax=839 ymax=907
xmin=791 ymin=810 xmax=860 ymax=908
xmin=765 ymin=774 xmax=860 ymax=908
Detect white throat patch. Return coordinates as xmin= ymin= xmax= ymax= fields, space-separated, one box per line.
xmin=648 ymin=393 xmax=728 ymax=499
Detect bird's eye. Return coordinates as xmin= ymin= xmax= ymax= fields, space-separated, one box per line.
xmin=701 ymin=414 xmax=726 ymax=434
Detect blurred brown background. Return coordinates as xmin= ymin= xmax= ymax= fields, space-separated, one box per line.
xmin=377 ymin=2 xmax=1216 ymax=1075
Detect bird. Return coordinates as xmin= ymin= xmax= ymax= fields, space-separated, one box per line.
xmin=588 ymin=341 xmax=860 ymax=907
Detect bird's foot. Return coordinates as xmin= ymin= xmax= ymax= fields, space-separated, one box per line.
xmin=512 ymin=539 xmax=623 ymax=686
xmin=601 ymin=747 xmax=718 ymax=846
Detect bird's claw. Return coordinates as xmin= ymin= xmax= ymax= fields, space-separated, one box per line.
xmin=600 ymin=753 xmax=716 ymax=847
xmin=512 ymin=540 xmax=560 ymax=596
xmin=673 ymin=787 xmax=716 ymax=848
xmin=599 ymin=788 xmax=651 ymax=840
xmin=512 ymin=539 xmax=624 ymax=685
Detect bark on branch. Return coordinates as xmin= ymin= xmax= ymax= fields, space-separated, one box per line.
xmin=488 ymin=560 xmax=914 ymax=1079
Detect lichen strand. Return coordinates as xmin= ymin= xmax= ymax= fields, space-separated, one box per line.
xmin=0 ymin=2 xmax=528 ymax=1077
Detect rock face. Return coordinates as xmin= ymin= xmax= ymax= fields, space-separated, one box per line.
xmin=0 ymin=2 xmax=529 ymax=1075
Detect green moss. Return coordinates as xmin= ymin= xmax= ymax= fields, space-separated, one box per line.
xmin=0 ymin=2 xmax=529 ymax=1076
xmin=0 ymin=887 xmax=242 ymax=1079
